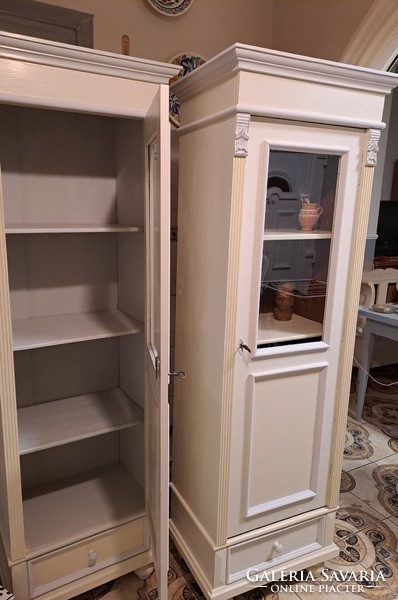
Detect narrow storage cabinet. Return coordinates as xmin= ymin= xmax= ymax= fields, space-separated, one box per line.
xmin=0 ymin=32 xmax=179 ymax=600
xmin=171 ymin=44 xmax=398 ymax=599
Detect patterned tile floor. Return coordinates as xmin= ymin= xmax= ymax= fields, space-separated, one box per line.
xmin=87 ymin=365 xmax=398 ymax=599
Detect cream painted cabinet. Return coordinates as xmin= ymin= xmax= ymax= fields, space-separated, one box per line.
xmin=171 ymin=44 xmax=397 ymax=599
xmin=0 ymin=33 xmax=179 ymax=600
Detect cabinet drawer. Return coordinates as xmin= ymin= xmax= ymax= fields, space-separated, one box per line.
xmin=227 ymin=517 xmax=324 ymax=584
xmin=28 ymin=518 xmax=149 ymax=598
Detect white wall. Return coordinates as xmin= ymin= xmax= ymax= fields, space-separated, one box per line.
xmin=36 ymin=0 xmax=374 ymax=63
xmin=270 ymin=0 xmax=374 ymax=62
xmin=36 ymin=0 xmax=273 ymax=62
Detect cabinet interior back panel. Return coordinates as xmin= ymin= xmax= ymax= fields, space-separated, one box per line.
xmin=14 ymin=338 xmax=119 ymax=407
xmin=0 ymin=105 xmax=144 ymax=227
xmin=7 ymin=233 xmax=118 ymax=319
xmin=20 ymin=432 xmax=120 ymax=489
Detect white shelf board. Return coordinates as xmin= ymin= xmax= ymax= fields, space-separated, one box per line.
xmin=12 ymin=310 xmax=143 ymax=351
xmin=23 ymin=463 xmax=145 ymax=557
xmin=18 ymin=388 xmax=144 ymax=455
xmin=5 ymin=223 xmax=142 ymax=233
xmin=263 ymin=229 xmax=332 ymax=241
xmin=258 ymin=312 xmax=322 ymax=345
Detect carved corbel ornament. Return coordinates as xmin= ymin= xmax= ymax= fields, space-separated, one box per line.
xmin=366 ymin=129 xmax=381 ymax=166
xmin=235 ymin=113 xmax=250 ymax=157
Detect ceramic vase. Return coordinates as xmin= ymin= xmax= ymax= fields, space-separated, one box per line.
xmin=298 ymin=203 xmax=323 ymax=231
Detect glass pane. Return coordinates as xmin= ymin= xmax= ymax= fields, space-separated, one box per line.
xmin=147 ymin=138 xmax=161 ymax=366
xmin=258 ymin=150 xmax=339 ymax=348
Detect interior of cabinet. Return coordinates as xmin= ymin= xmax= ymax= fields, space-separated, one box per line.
xmin=258 ymin=150 xmax=339 ymax=348
xmin=0 ymin=104 xmax=147 ymax=558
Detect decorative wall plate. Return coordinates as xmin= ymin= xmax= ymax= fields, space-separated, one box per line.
xmin=146 ymin=0 xmax=193 ymax=17
xmin=169 ymin=52 xmax=206 ymax=126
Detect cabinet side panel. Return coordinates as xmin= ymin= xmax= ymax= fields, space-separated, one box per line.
xmin=0 ymin=171 xmax=25 ymax=560
xmin=172 ymin=117 xmax=236 ymax=541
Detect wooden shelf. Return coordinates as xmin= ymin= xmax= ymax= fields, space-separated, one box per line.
xmin=6 ymin=224 xmax=142 ymax=234
xmin=264 ymin=229 xmax=332 ymax=241
xmin=12 ymin=309 xmax=143 ymax=351
xmin=23 ymin=463 xmax=146 ymax=557
xmin=258 ymin=312 xmax=322 ymax=345
xmin=18 ymin=388 xmax=143 ymax=455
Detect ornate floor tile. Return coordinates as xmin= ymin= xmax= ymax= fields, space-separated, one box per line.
xmin=343 ymin=418 xmax=373 ymax=470
xmin=358 ymin=421 xmax=397 ymax=463
xmin=341 ymin=471 xmax=357 ymax=493
xmin=362 ymin=395 xmax=398 ymax=435
xmin=372 ymin=463 xmax=398 ymax=517
xmin=344 ymin=410 xmax=398 ymax=464
xmin=338 ymin=492 xmax=389 ymax=524
xmin=389 ymin=515 xmax=398 ymax=526
xmin=342 ymin=463 xmax=397 ymax=519
xmin=324 ymin=504 xmax=398 ymax=598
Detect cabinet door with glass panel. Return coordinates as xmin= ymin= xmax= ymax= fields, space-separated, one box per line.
xmin=259 ymin=149 xmax=338 ymax=348
xmin=228 ymin=120 xmax=363 ymax=537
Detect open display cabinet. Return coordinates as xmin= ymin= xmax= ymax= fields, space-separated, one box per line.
xmin=170 ymin=44 xmax=398 ymax=599
xmin=0 ymin=32 xmax=179 ymax=600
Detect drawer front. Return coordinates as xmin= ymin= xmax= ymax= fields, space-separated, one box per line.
xmin=28 ymin=518 xmax=148 ymax=598
xmin=227 ymin=517 xmax=324 ymax=584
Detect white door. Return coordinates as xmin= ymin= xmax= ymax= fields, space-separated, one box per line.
xmin=144 ymin=86 xmax=170 ymax=599
xmin=228 ymin=120 xmax=364 ymax=537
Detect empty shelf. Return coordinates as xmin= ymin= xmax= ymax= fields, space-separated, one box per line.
xmin=23 ymin=463 xmax=146 ymax=557
xmin=18 ymin=388 xmax=144 ymax=455
xmin=12 ymin=310 xmax=143 ymax=351
xmin=6 ymin=223 xmax=142 ymax=233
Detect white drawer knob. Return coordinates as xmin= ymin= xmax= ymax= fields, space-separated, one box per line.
xmin=88 ymin=549 xmax=97 ymax=567
xmin=273 ymin=541 xmax=283 ymax=554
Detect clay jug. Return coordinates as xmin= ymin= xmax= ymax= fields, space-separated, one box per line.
xmin=298 ymin=203 xmax=323 ymax=231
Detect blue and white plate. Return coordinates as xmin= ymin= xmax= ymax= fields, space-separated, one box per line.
xmin=169 ymin=52 xmax=206 ymax=126
xmin=146 ymin=0 xmax=193 ymax=17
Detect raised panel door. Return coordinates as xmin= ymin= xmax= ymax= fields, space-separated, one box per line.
xmin=228 ymin=119 xmax=364 ymax=537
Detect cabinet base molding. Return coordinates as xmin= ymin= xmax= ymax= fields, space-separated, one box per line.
xmin=170 ymin=519 xmax=337 ymax=600
xmin=170 ymin=495 xmax=339 ymax=600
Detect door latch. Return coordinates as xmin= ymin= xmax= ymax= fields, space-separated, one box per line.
xmin=239 ymin=340 xmax=252 ymax=353
xmin=168 ymin=370 xmax=187 ymax=379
